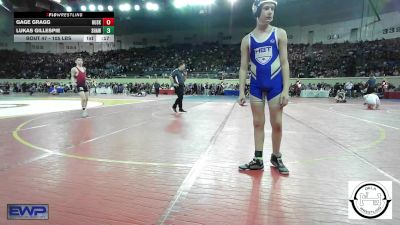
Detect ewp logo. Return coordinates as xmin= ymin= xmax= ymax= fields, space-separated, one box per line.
xmin=7 ymin=204 xmax=49 ymax=220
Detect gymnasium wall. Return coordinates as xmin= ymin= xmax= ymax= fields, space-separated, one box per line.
xmin=114 ymin=12 xmax=400 ymax=48
xmin=286 ymin=12 xmax=400 ymax=44
xmin=0 ymin=2 xmax=12 ymax=50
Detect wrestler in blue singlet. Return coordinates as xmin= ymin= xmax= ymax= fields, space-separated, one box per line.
xmin=249 ymin=27 xmax=283 ymax=102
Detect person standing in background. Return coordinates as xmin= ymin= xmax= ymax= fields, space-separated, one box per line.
xmin=170 ymin=61 xmax=187 ymax=113
xmin=154 ymin=80 xmax=160 ymax=97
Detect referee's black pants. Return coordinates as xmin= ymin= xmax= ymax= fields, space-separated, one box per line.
xmin=173 ymin=85 xmax=184 ymax=110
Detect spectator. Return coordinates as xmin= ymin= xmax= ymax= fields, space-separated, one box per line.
xmin=366 ymin=75 xmax=377 ymax=94
xmin=335 ymin=89 xmax=347 ymax=103
xmin=1 ymin=38 xmax=399 ymax=79
xmin=345 ymin=80 xmax=353 ymax=97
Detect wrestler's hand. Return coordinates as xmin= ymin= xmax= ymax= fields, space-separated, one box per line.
xmin=280 ymin=92 xmax=289 ymax=108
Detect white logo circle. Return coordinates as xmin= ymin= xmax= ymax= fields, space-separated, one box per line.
xmin=350 ymin=181 xmax=391 ymax=219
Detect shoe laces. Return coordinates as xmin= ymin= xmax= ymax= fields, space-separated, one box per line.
xmin=249 ymin=158 xmax=259 ymax=166
xmin=276 ymin=157 xmax=285 ymax=167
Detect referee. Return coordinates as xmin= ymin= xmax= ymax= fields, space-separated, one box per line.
xmin=170 ymin=61 xmax=187 ymax=113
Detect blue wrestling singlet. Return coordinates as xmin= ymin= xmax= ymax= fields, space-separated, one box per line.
xmin=249 ymin=27 xmax=283 ymax=102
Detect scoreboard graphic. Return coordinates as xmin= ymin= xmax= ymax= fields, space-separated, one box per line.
xmin=14 ymin=12 xmax=114 ymax=43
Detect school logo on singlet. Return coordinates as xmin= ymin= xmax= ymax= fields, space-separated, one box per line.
xmin=254 ymin=46 xmax=273 ymax=65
